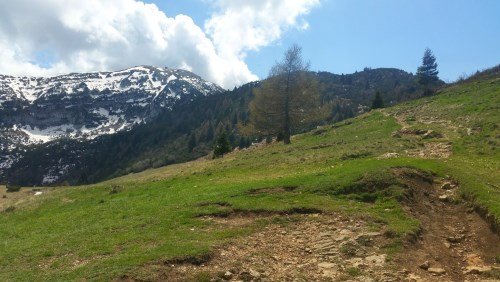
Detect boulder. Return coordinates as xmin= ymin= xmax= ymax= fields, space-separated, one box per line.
xmin=446 ymin=235 xmax=464 ymax=243
xmin=428 ymin=268 xmax=446 ymax=275
xmin=222 ymin=271 xmax=233 ymax=280
xmin=419 ymin=261 xmax=430 ymax=270
xmin=440 ymin=182 xmax=453 ymax=190
xmin=438 ymin=195 xmax=449 ymax=202
xmin=463 ymin=265 xmax=492 ymax=274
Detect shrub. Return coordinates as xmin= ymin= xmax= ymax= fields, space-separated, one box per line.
xmin=346 ymin=267 xmax=362 ymax=277
xmin=6 ymin=184 xmax=21 ymax=193
xmin=340 ymin=151 xmax=372 ymax=160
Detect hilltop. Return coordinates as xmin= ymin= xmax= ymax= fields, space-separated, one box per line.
xmin=0 ymin=67 xmax=498 ymax=281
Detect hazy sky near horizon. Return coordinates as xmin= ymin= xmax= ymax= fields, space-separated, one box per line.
xmin=0 ymin=0 xmax=498 ymax=87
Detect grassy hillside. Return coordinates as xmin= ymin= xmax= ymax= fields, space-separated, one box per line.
xmin=0 ymin=71 xmax=498 ymax=280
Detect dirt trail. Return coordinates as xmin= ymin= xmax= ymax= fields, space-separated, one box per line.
xmin=130 ymin=169 xmax=500 ymax=282
xmin=394 ymin=169 xmax=500 ymax=282
xmin=122 ymin=172 xmax=499 ymax=281
xmin=140 ymin=213 xmax=404 ymax=281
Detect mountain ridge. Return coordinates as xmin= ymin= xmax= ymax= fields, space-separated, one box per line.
xmin=0 ymin=65 xmax=223 ymax=143
xmin=1 ymin=66 xmax=430 ymax=185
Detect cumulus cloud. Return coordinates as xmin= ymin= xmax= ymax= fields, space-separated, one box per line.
xmin=206 ymin=0 xmax=320 ymax=58
xmin=0 ymin=0 xmax=319 ymax=88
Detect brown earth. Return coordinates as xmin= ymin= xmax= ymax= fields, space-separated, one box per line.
xmin=123 ymin=169 xmax=499 ymax=281
xmin=127 ymin=213 xmax=402 ymax=281
xmin=393 ymin=168 xmax=500 ymax=282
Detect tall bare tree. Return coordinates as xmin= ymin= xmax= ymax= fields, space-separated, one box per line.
xmin=250 ymin=45 xmax=320 ymax=144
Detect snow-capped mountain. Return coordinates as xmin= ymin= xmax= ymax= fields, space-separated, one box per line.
xmin=0 ymin=66 xmax=224 ymax=180
xmin=0 ymin=66 xmax=222 ymax=141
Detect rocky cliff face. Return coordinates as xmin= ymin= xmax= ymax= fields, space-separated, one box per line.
xmin=0 ymin=66 xmax=223 ymax=182
xmin=0 ymin=66 xmax=222 ymax=142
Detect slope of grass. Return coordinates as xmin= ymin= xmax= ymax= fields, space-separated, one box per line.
xmin=0 ymin=74 xmax=498 ymax=280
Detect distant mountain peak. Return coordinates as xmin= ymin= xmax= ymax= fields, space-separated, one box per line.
xmin=0 ymin=66 xmax=223 ymax=149
xmin=0 ymin=66 xmax=222 ymax=106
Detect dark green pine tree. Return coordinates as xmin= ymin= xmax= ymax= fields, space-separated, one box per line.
xmin=238 ymin=136 xmax=247 ymax=149
xmin=417 ymin=48 xmax=439 ymax=96
xmin=213 ymin=132 xmax=232 ymax=158
xmin=245 ymin=137 xmax=252 ymax=148
xmin=371 ymin=91 xmax=384 ymax=109
xmin=187 ymin=133 xmax=196 ymax=152
xmin=206 ymin=123 xmax=215 ymax=141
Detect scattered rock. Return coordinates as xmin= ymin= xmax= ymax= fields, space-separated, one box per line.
xmin=438 ymin=195 xmax=449 ymax=202
xmin=423 ymin=130 xmax=443 ymax=139
xmin=355 ymin=233 xmax=379 ymax=246
xmin=378 ymin=152 xmax=399 ymax=159
xmin=364 ymin=254 xmax=386 ymax=267
xmin=427 ymin=268 xmax=446 ymax=275
xmin=347 ymin=257 xmax=365 ymax=268
xmin=446 ymin=235 xmax=464 ymax=243
xmin=318 ymin=262 xmax=336 ymax=269
xmin=249 ymin=268 xmax=261 ymax=279
xmin=222 ymin=271 xmax=233 ymax=280
xmin=239 ymin=271 xmax=252 ymax=281
xmin=440 ymin=182 xmax=454 ymax=190
xmin=463 ymin=265 xmax=492 ymax=275
xmin=321 ymin=269 xmax=339 ymax=277
xmin=407 ymin=273 xmax=423 ymax=281
xmin=465 ymin=253 xmax=484 ymax=266
xmin=419 ymin=261 xmax=430 ymax=270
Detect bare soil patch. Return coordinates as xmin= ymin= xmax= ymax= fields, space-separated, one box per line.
xmin=407 ymin=142 xmax=453 ymax=159
xmin=130 ymin=213 xmax=402 ymax=281
xmin=393 ymin=168 xmax=500 ymax=281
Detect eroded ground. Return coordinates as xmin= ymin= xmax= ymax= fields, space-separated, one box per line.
xmin=125 ymin=170 xmax=499 ymax=281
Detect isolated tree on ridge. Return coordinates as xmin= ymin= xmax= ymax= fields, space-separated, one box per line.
xmin=250 ymin=44 xmax=320 ymax=144
xmin=371 ymin=91 xmax=384 ymax=109
xmin=417 ymin=48 xmax=439 ymax=96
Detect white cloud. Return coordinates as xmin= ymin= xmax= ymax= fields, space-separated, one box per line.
xmin=0 ymin=0 xmax=319 ymax=88
xmin=205 ymin=0 xmax=320 ymax=58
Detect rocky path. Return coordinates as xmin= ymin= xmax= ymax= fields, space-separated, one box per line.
xmin=143 ymin=169 xmax=500 ymax=281
xmin=159 ymin=213 xmax=404 ymax=281
xmin=394 ymin=169 xmax=500 ymax=282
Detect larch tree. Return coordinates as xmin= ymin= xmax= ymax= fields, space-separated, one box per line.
xmin=417 ymin=48 xmax=439 ymax=96
xmin=249 ymin=44 xmax=320 ymax=144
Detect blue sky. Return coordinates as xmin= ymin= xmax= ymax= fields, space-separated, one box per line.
xmin=153 ymin=0 xmax=500 ymax=82
xmin=0 ymin=0 xmax=498 ymax=86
